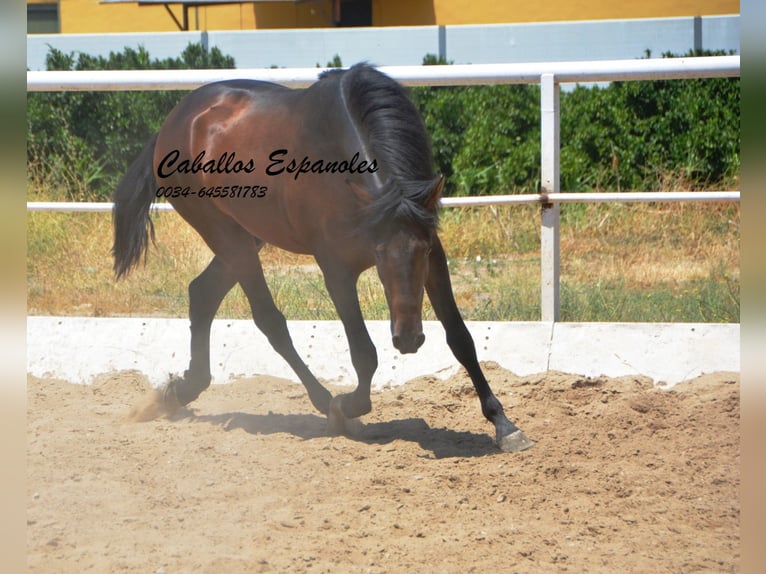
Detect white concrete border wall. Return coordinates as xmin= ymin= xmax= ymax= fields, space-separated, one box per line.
xmin=27 ymin=15 xmax=739 ymax=71
xmin=27 ymin=317 xmax=740 ymax=389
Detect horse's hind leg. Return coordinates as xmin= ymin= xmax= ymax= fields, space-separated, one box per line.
xmin=130 ymin=255 xmax=235 ymax=421
xmin=173 ymin=255 xmax=237 ymax=406
xmin=237 ymin=253 xmax=333 ymax=415
xmin=165 ymin=202 xmax=332 ymax=415
xmin=425 ymin=237 xmax=533 ymax=453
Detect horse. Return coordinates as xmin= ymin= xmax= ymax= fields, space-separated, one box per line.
xmin=112 ymin=63 xmax=532 ymax=453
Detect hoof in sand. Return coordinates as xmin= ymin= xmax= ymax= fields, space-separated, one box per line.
xmin=327 ymin=395 xmax=364 ymax=438
xmin=498 ymin=429 xmax=534 ymax=453
xmin=127 ymin=386 xmax=181 ymax=422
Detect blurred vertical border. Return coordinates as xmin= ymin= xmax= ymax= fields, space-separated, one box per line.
xmin=1 ymin=0 xmax=28 ymax=572
xmin=740 ymin=2 xmax=765 ymax=572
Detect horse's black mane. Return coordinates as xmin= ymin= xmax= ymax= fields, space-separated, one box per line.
xmin=320 ymin=64 xmax=440 ymax=233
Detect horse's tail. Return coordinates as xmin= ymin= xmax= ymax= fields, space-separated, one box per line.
xmin=112 ymin=133 xmax=159 ymax=279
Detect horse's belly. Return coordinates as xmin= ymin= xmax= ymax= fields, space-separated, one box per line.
xmin=212 ymin=192 xmax=313 ymax=255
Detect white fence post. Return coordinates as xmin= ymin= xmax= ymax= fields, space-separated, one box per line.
xmin=540 ymin=73 xmax=561 ymax=322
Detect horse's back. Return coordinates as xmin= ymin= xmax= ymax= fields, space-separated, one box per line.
xmin=154 ymin=74 xmax=360 ymax=256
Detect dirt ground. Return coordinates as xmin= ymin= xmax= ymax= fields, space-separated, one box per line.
xmin=27 ymin=364 xmax=739 ymax=573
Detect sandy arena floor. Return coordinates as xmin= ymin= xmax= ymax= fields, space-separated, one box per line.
xmin=27 ymin=364 xmax=739 ymax=573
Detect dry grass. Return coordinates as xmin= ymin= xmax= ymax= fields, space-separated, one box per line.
xmin=26 ymin=195 xmax=739 ymax=322
xmin=560 ymin=201 xmax=739 ymax=287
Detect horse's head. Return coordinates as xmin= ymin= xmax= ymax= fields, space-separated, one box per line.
xmin=350 ymin=176 xmax=444 ymax=354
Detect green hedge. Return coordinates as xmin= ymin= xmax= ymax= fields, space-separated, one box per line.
xmin=558 ymin=65 xmax=740 ymax=192
xmin=27 ymin=46 xmax=739 ymax=200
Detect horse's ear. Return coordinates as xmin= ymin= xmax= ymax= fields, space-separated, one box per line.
xmin=425 ymin=176 xmax=445 ymax=211
xmin=346 ymin=179 xmax=373 ymax=206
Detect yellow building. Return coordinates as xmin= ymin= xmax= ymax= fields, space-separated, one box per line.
xmin=28 ymin=0 xmax=739 ymax=34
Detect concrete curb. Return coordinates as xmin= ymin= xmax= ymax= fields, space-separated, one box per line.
xmin=27 ymin=317 xmax=739 ymax=389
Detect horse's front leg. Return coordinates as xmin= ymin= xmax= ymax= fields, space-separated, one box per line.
xmin=425 ymin=237 xmax=533 ymax=453
xmin=319 ymin=263 xmax=377 ymax=435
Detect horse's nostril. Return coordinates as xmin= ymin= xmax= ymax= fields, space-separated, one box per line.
xmin=392 ymin=333 xmax=425 ymax=354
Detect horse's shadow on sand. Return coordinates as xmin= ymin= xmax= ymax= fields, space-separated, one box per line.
xmin=175 ymin=408 xmax=500 ymax=459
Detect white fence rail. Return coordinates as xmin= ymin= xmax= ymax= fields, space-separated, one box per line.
xmin=27 ymin=56 xmax=739 ymax=91
xmin=27 ymin=191 xmax=740 ymax=213
xmin=26 ymin=56 xmax=740 ymax=321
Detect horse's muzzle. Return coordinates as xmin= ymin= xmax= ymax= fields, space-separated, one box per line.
xmin=392 ymin=332 xmax=425 ymax=354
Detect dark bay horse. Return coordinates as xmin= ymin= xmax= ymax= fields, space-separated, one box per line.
xmin=112 ymin=63 xmax=532 ymax=452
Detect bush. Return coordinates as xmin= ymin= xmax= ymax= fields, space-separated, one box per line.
xmin=560 ymin=55 xmax=740 ymax=192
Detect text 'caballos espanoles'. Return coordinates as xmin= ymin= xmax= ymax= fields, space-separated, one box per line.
xmin=156 ymin=148 xmax=378 ymax=181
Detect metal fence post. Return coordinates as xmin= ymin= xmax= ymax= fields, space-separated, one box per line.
xmin=540 ymin=73 xmax=561 ymax=322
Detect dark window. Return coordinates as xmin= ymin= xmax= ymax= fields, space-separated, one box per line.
xmin=338 ymin=0 xmax=372 ymax=27
xmin=28 ymin=3 xmax=59 ymax=34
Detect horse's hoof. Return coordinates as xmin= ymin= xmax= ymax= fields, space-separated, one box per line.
xmin=127 ymin=384 xmax=181 ymax=422
xmin=327 ymin=395 xmax=364 ymax=438
xmin=497 ymin=429 xmax=534 ymax=453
